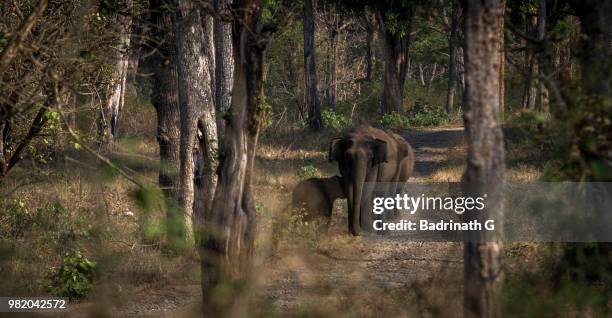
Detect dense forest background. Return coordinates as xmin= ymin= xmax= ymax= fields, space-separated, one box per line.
xmin=0 ymin=0 xmax=610 ymax=317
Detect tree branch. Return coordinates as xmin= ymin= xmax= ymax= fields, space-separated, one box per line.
xmin=0 ymin=0 xmax=48 ymax=75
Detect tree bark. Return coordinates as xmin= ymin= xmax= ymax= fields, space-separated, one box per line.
xmin=462 ymin=1 xmax=506 ymax=317
xmin=379 ymin=8 xmax=414 ymax=114
xmin=446 ymin=0 xmax=461 ymax=116
xmin=98 ymin=0 xmax=133 ymax=148
xmin=175 ymin=0 xmax=216 ymax=240
xmin=193 ymin=13 xmax=219 ymax=241
xmin=324 ymin=8 xmax=339 ymax=111
xmin=201 ymin=0 xmax=269 ymax=312
xmin=213 ymin=0 xmax=234 ymax=136
xmin=418 ymin=63 xmax=426 ymax=87
xmin=149 ymin=0 xmax=181 ymax=200
xmin=0 ymin=0 xmax=48 ymax=75
xmin=365 ymin=9 xmax=378 ymax=82
xmin=521 ymin=12 xmax=538 ymax=110
xmin=303 ymin=0 xmax=322 ymax=130
xmin=569 ymin=0 xmax=612 ymax=96
xmin=498 ymin=2 xmax=505 ymax=117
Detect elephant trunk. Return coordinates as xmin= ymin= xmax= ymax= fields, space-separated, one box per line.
xmin=349 ymin=156 xmax=368 ymax=236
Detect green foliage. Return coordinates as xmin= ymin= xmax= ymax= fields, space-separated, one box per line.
xmin=1 ymin=200 xmax=92 ymax=244
xmin=379 ymin=112 xmax=411 ymax=130
xmin=1 ymin=199 xmax=34 ymax=239
xmin=409 ymin=101 xmax=448 ymax=126
xmin=322 ymin=109 xmax=351 ymax=131
xmin=503 ymin=244 xmax=612 ymax=317
xmin=259 ymin=97 xmax=274 ymax=130
xmin=46 ymin=251 xmax=96 ymax=299
xmin=410 ymin=18 xmax=448 ymax=64
xmin=297 ymin=165 xmax=321 ymax=180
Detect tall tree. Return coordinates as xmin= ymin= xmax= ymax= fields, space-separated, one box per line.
xmin=200 ymin=0 xmax=290 ymax=312
xmin=97 ymin=0 xmax=133 ymax=148
xmin=520 ymin=6 xmax=538 ymax=110
xmin=303 ymin=0 xmax=322 ymax=130
xmin=377 ymin=4 xmax=414 ymax=114
xmin=213 ymin=0 xmax=234 ymax=136
xmin=446 ymin=0 xmax=462 ymax=116
xmin=498 ymin=1 xmax=505 ymax=117
xmin=147 ymin=0 xmax=182 ymax=242
xmin=364 ymin=8 xmax=378 ymax=81
xmin=462 ymin=0 xmax=506 ymax=317
xmin=569 ymin=0 xmax=612 ymax=96
xmin=175 ymin=0 xmax=217 ymax=239
xmin=536 ymin=0 xmax=548 ymax=113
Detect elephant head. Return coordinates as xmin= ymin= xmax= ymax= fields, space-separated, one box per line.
xmin=329 ymin=133 xmax=388 ymax=235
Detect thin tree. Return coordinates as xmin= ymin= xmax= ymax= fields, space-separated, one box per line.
xmin=364 ymin=8 xmax=378 ymax=81
xmin=445 ymin=0 xmax=461 ymax=116
xmin=462 ymin=0 xmax=506 ymax=317
xmin=498 ymin=1 xmax=505 ymax=117
xmin=97 ymin=0 xmax=133 ymax=148
xmin=303 ymin=0 xmax=323 ymax=130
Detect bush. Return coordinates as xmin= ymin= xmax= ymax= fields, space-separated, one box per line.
xmin=0 ymin=200 xmax=94 ymax=245
xmin=409 ymin=100 xmax=448 ymax=126
xmin=46 ymin=251 xmax=97 ymax=299
xmin=378 ymin=104 xmax=448 ymax=129
xmin=322 ymin=109 xmax=351 ymax=131
xmin=297 ymin=165 xmax=321 ymax=180
xmin=379 ymin=112 xmax=411 ymax=130
xmin=0 ymin=199 xmax=35 ymax=239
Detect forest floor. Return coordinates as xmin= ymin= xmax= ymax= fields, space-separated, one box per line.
xmin=47 ymin=127 xmax=471 ymax=317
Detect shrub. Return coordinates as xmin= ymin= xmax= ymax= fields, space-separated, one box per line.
xmin=0 ymin=200 xmax=93 ymax=245
xmin=379 ymin=112 xmax=411 ymax=130
xmin=409 ymin=99 xmax=448 ymax=127
xmin=322 ymin=109 xmax=351 ymax=131
xmin=0 ymin=199 xmax=35 ymax=239
xmin=411 ymin=107 xmax=447 ymax=126
xmin=297 ymin=165 xmax=321 ymax=180
xmin=47 ymin=251 xmax=97 ymax=299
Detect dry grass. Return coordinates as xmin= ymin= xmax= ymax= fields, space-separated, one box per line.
xmin=0 ymin=118 xmax=551 ymax=316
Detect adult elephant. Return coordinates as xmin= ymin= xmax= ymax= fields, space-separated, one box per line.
xmin=329 ymin=125 xmax=414 ymax=236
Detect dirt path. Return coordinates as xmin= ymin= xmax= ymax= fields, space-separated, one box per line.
xmin=259 ymin=127 xmax=467 ymax=316
xmin=57 ymin=127 xmax=466 ymax=317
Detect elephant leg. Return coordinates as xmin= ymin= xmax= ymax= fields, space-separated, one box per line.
xmin=360 ymin=181 xmax=376 ymax=233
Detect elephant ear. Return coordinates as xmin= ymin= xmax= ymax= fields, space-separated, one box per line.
xmin=328 ymin=138 xmax=343 ymax=162
xmin=372 ymin=138 xmax=388 ymax=165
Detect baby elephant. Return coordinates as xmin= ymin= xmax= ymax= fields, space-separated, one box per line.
xmin=292 ymin=176 xmax=345 ymax=224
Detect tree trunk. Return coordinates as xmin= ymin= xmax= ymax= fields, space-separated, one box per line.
xmin=521 ymin=13 xmax=538 ymax=110
xmin=462 ymin=1 xmax=506 ymax=317
xmin=148 ymin=0 xmax=182 ymax=244
xmin=175 ymin=0 xmax=216 ymax=240
xmin=213 ymin=0 xmax=234 ymax=136
xmin=446 ymin=0 xmax=461 ymax=116
xmin=303 ymin=0 xmax=322 ymax=130
xmin=379 ymin=8 xmax=414 ymax=114
xmin=200 ymin=0 xmax=268 ymax=312
xmin=569 ymin=0 xmax=612 ymax=96
xmin=535 ymin=0 xmax=549 ymax=113
xmin=325 ymin=14 xmax=338 ymax=111
xmin=428 ymin=63 xmax=438 ymax=84
xmin=193 ymin=13 xmax=219 ymax=240
xmin=418 ymin=63 xmax=426 ymax=87
xmin=365 ymin=8 xmax=378 ymax=81
xmin=98 ymin=0 xmax=133 ymax=149
xmin=498 ymin=2 xmax=505 ymax=117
